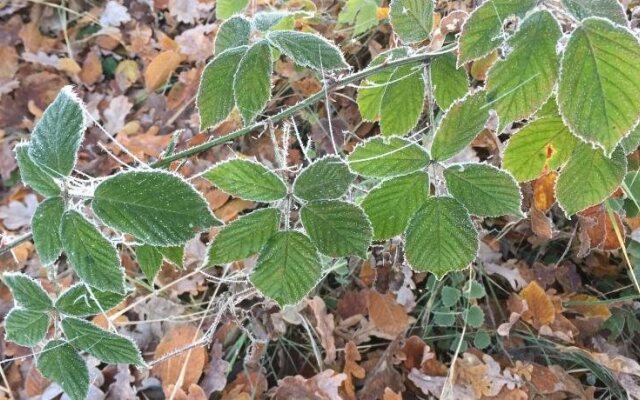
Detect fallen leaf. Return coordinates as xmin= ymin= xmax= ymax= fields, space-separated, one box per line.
xmin=168 ymin=0 xmax=213 ymax=24
xmin=176 ymin=25 xmax=215 ymax=63
xmin=152 ymin=324 xmax=207 ymax=390
xmin=367 ymin=290 xmax=410 ymax=340
xmin=100 ymin=0 xmax=132 ymax=27
xmin=342 ymin=341 xmax=365 ymax=400
xmin=145 ymin=50 xmax=184 ymax=91
xmin=520 ymin=281 xmax=555 ymax=327
xmin=568 ymin=294 xmax=611 ymax=320
xmin=274 ymin=370 xmax=346 ymax=400
xmin=0 ymin=194 xmax=38 ymax=230
xmin=0 ymin=46 xmax=19 ymax=79
xmin=307 ymin=296 xmax=337 ymax=364
xmin=201 ymin=342 xmax=230 ymax=396
xmin=103 ymin=95 xmax=133 ymax=135
xmin=533 ymin=171 xmax=557 ymax=212
xmin=80 ymin=49 xmax=103 ymax=86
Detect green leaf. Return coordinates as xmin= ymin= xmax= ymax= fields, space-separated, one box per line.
xmin=5 ymin=308 xmax=50 ymax=346
xmin=207 ymin=208 xmax=280 ymax=265
xmin=430 ymin=53 xmax=468 ymax=110
xmin=158 ymin=246 xmax=184 ymax=267
xmin=301 ymin=200 xmax=372 ymax=258
xmin=234 ymin=40 xmax=272 ymax=124
xmin=215 ymin=16 xmax=251 ymax=54
xmin=60 ymin=210 xmax=125 ymax=294
xmin=433 ymin=309 xmax=455 ymax=326
xmin=61 ymin=317 xmax=144 ymax=366
xmin=293 ymin=156 xmax=355 ymax=201
xmin=361 ymin=172 xmax=428 ymax=240
xmin=464 ymin=280 xmax=486 ymax=299
xmin=458 ymin=0 xmax=536 ymax=64
xmin=621 ymin=125 xmax=640 ymax=155
xmin=561 ymin=0 xmax=627 ymax=25
xmin=250 ymin=231 xmax=321 ymax=306
xmin=558 ymin=18 xmax=640 ymax=156
xmin=135 ymin=245 xmax=163 ymax=282
xmin=486 ymin=11 xmax=562 ymax=132
xmin=204 ymin=159 xmax=288 ymax=202
xmin=431 ymin=91 xmax=490 ymax=161
xmin=405 ymin=197 xmax=478 ymax=279
xmin=2 ymin=272 xmax=52 ymax=311
xmin=389 ymin=0 xmax=434 ymax=44
xmin=357 ymin=48 xmax=426 ymax=136
xmin=266 ymin=30 xmax=348 ymax=71
xmin=502 ymin=115 xmax=579 ymax=182
xmin=197 ymin=46 xmax=247 ymax=130
xmin=441 ymin=286 xmax=461 ymax=307
xmin=216 ymin=0 xmax=250 ymax=19
xmin=556 ymin=144 xmax=627 ymax=216
xmin=463 ymin=305 xmax=485 ymax=328
xmin=28 ymin=86 xmax=85 ymax=177
xmin=348 ymin=137 xmax=429 ymax=178
xmin=444 ymin=163 xmax=522 ymax=217
xmin=55 ymin=284 xmax=125 ymax=317
xmin=38 ymin=340 xmax=89 ymax=400
xmin=92 ymin=170 xmax=218 ymax=246
xmin=254 ymin=11 xmax=297 ymax=31
xmin=474 ymin=330 xmax=491 ymax=349
xmin=32 ymin=196 xmax=64 ymax=265
xmin=338 ymin=0 xmax=379 ymax=36
xmin=15 ymin=143 xmax=60 ymax=198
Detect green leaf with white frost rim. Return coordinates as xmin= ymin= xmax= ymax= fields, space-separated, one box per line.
xmin=338 ymin=0 xmax=379 ymax=36
xmin=293 ymin=156 xmax=355 ymax=201
xmin=405 ymin=197 xmax=478 ymax=278
xmin=38 ymin=340 xmax=89 ymax=400
xmin=60 ymin=211 xmax=125 ymax=294
xmin=135 ymin=245 xmax=163 ymax=282
xmin=556 ymin=144 xmax=627 ymax=216
xmin=362 ymin=172 xmax=429 ymax=240
xmin=208 ymin=208 xmax=280 ymax=265
xmin=250 ymin=231 xmax=321 ymax=307
xmin=458 ymin=0 xmax=536 ymax=64
xmin=431 ymin=91 xmax=490 ymax=161
xmin=300 ymin=200 xmax=372 ymax=258
xmin=558 ymin=18 xmax=640 ymax=156
xmin=5 ymin=308 xmax=50 ymax=346
xmin=444 ymin=163 xmax=522 ymax=217
xmin=197 ymin=46 xmax=247 ymax=130
xmin=92 ymin=170 xmax=218 ymax=246
xmin=486 ymin=11 xmax=561 ymax=132
xmin=158 ymin=246 xmax=184 ymax=267
xmin=266 ymin=30 xmax=348 ymax=71
xmin=32 ymin=196 xmax=64 ymax=265
xmin=204 ymin=159 xmax=288 ymax=202
xmin=216 ymin=0 xmax=250 ymax=19
xmin=215 ymin=16 xmax=251 ymax=54
xmin=503 ymin=115 xmax=579 ymax=182
xmin=234 ymin=41 xmax=272 ymax=124
xmin=622 ymin=125 xmax=640 ymax=155
xmin=28 ymin=86 xmax=85 ymax=177
xmin=3 ymin=272 xmax=52 ymax=311
xmin=348 ymin=137 xmax=429 ymax=178
xmin=561 ymin=0 xmax=627 ymax=25
xmin=61 ymin=317 xmax=144 ymax=366
xmin=357 ymin=47 xmax=425 ymax=136
xmin=389 ymin=0 xmax=434 ymax=44
xmin=55 ymin=284 xmax=125 ymax=317
xmin=430 ymin=53 xmax=468 ymax=110
xmin=15 ymin=144 xmax=60 ymax=198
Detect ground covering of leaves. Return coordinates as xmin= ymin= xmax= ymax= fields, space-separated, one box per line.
xmin=1 ymin=0 xmax=640 ymax=399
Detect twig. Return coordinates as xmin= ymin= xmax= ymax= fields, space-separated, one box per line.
xmin=0 ymin=233 xmax=33 ymax=256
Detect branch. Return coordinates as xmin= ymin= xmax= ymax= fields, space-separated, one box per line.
xmin=0 ymin=232 xmax=33 ymax=256
xmin=151 ymin=44 xmax=457 ymax=168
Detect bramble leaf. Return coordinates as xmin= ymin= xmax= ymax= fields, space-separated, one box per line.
xmin=5 ymin=308 xmax=50 ymax=347
xmin=60 ymin=210 xmax=125 ymax=294
xmin=444 ymin=163 xmax=522 ymax=217
xmin=216 ymin=0 xmax=250 ymax=19
xmin=28 ymin=86 xmax=85 ymax=177
xmin=338 ymin=0 xmax=379 ymax=36
xmin=204 ymin=159 xmax=288 ymax=202
xmin=558 ymin=18 xmax=640 ymax=155
xmin=405 ymin=197 xmax=478 ymax=279
xmin=32 ymin=196 xmax=64 ymax=265
xmin=301 ymin=200 xmax=372 ymax=258
xmin=215 ymin=16 xmax=251 ymax=54
xmin=486 ymin=10 xmax=562 ymax=132
xmin=250 ymin=231 xmax=322 ymax=307
xmin=556 ymin=144 xmax=627 ymax=216
xmin=361 ymin=172 xmax=429 ymax=240
xmin=561 ymin=0 xmax=627 ymax=25
xmin=92 ymin=170 xmax=218 ymax=246
xmin=430 ymin=52 xmax=468 ymax=110
xmin=266 ymin=30 xmax=348 ymax=71
xmin=234 ymin=40 xmax=273 ymax=124
xmin=293 ymin=156 xmax=355 ymax=201
xmin=389 ymin=0 xmax=434 ymax=44
xmin=254 ymin=11 xmax=298 ymax=32
xmin=458 ymin=0 xmax=536 ymax=64
xmin=431 ymin=91 xmax=490 ymax=161
xmin=135 ymin=245 xmax=163 ymax=282
xmin=55 ymin=284 xmax=125 ymax=317
xmin=15 ymin=144 xmax=60 ymax=198
xmin=622 ymin=125 xmax=640 ymax=155
xmin=61 ymin=317 xmax=144 ymax=366
xmin=348 ymin=137 xmax=429 ymax=178
xmin=38 ymin=340 xmax=89 ymax=400
xmin=207 ymin=208 xmax=280 ymax=265
xmin=158 ymin=245 xmax=184 ymax=267
xmin=2 ymin=272 xmax=52 ymax=311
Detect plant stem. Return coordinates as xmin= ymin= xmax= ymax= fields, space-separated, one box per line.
xmin=0 ymin=232 xmax=33 ymax=256
xmin=151 ymin=44 xmax=457 ymax=168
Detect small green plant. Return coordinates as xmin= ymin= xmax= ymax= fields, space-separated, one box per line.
xmin=4 ymin=0 xmax=640 ymax=398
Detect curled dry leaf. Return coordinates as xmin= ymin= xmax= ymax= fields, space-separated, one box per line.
xmin=273 ymin=370 xmax=347 ymax=400
xmin=342 ymin=341 xmax=365 ymax=400
xmin=307 ymin=296 xmax=337 ymax=364
xmin=430 ymin=10 xmax=468 ymax=51
xmin=533 ymin=171 xmax=557 ymax=213
xmin=519 ymin=281 xmax=556 ymax=327
xmin=367 ymin=290 xmax=411 ymax=340
xmin=145 ymin=50 xmax=184 ymax=91
xmin=578 ymin=204 xmax=625 ymax=256
xmin=152 ymin=324 xmax=207 ymax=390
